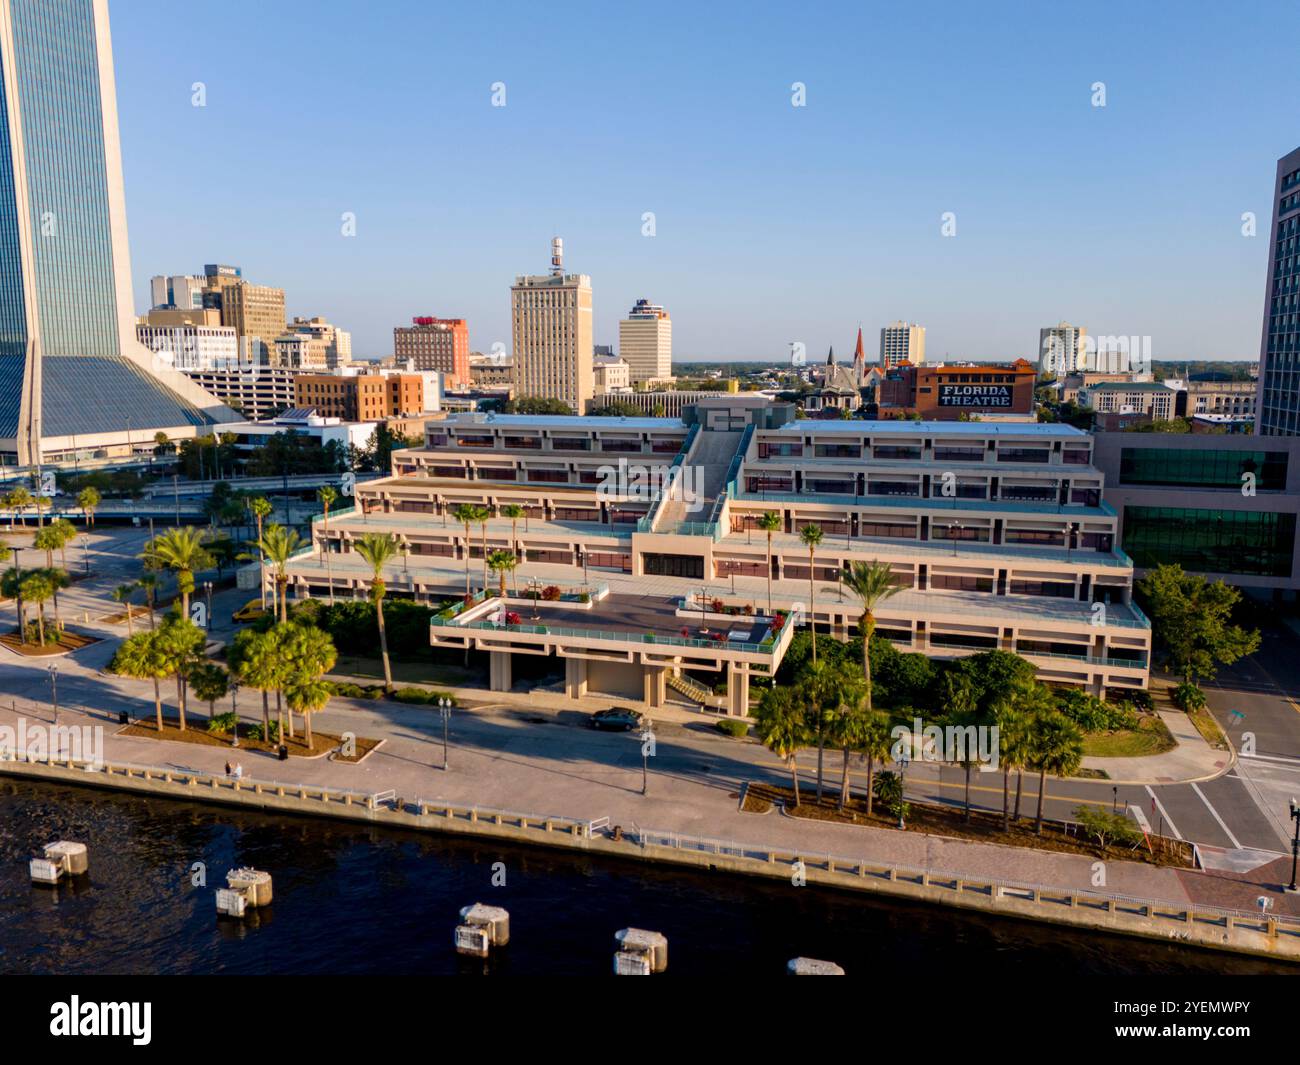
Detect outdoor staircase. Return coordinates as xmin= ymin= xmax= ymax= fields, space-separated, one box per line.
xmin=654 ymin=428 xmax=746 ymax=531
xmin=666 ymin=671 xmax=721 ymax=708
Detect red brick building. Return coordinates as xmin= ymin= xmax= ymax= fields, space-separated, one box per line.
xmin=878 ymin=359 xmax=1037 ymax=420
xmin=394 ymin=317 xmax=469 ymax=387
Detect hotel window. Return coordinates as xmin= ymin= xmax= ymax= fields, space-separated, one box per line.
xmin=1121 ymin=506 xmax=1296 ymax=577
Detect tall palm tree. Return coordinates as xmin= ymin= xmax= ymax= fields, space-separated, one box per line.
xmin=487 ymin=550 xmax=517 ymax=598
xmin=798 ymin=522 xmax=823 ymax=662
xmin=354 ymin=532 xmax=399 ymax=691
xmin=758 ymin=511 xmax=782 ymax=616
xmin=50 ymin=518 xmax=76 ymax=569
xmin=248 ymin=496 xmax=274 ymax=610
xmin=474 ymin=504 xmax=492 ymax=588
xmin=317 ymin=485 xmax=338 ymax=606
xmin=157 ymin=615 xmax=205 ymax=732
xmin=43 ymin=567 xmax=69 ymax=635
xmin=114 ymin=629 xmax=170 ymax=732
xmin=137 ymin=573 xmax=159 ymax=631
xmin=144 ymin=526 xmax=214 ymax=620
xmin=190 ymin=662 xmax=230 ymax=720
xmin=6 ymin=486 xmax=31 ymax=529
xmin=841 ymin=560 xmax=900 ymax=716
xmin=826 ymin=676 xmax=869 ymax=811
xmin=799 ymin=659 xmax=841 ymax=803
xmin=19 ymin=572 xmax=52 ymax=645
xmin=285 ymin=678 xmax=332 ymax=748
xmin=501 ymin=503 xmax=524 ymax=556
xmin=755 ymin=686 xmax=811 ymax=808
xmin=859 ymin=707 xmax=893 ymax=816
xmin=451 ymin=503 xmax=477 ymax=596
xmin=253 ymin=524 xmax=305 ymax=623
xmin=77 ymin=486 xmax=101 ymax=527
xmin=1028 ymin=711 xmax=1085 ymax=836
xmin=280 ymin=622 xmax=337 ymax=745
xmin=33 ymin=525 xmax=60 ymax=569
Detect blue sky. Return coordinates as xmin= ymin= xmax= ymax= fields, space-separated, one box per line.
xmin=112 ymin=0 xmax=1297 ymax=362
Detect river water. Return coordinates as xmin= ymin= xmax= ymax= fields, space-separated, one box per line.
xmin=0 ymin=779 xmax=1288 ymax=976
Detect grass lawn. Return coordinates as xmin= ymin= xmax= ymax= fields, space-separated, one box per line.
xmin=744 ymin=783 xmax=1193 ymax=868
xmin=121 ymin=715 xmax=381 ymax=761
xmin=1081 ymin=714 xmax=1176 ymax=758
xmin=1184 ymin=704 xmax=1230 ymax=751
xmin=331 ymin=653 xmax=482 ymax=689
xmin=0 ymin=628 xmax=100 ymax=656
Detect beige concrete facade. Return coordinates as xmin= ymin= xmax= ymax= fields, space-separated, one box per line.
xmin=619 ymin=300 xmax=672 ymax=384
xmin=511 ymin=252 xmax=593 ymax=413
xmin=880 ymin=321 xmax=925 ymax=369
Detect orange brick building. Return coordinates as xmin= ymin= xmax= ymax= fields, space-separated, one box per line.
xmin=878 ymin=359 xmax=1037 ymax=420
xmin=295 ymin=373 xmax=429 ymax=422
xmin=393 ymin=317 xmax=469 ymax=386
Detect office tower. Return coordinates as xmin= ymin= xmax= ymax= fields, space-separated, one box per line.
xmin=1256 ymin=146 xmax=1300 ymax=435
xmin=511 ymin=237 xmax=593 ymax=412
xmin=394 ymin=316 xmax=469 ymax=385
xmin=287 ymin=315 xmax=350 ymax=368
xmin=618 ymin=299 xmax=672 ymax=384
xmin=150 ymin=274 xmax=206 ymax=311
xmin=880 ymin=321 xmax=925 ymax=369
xmin=221 ymin=280 xmax=286 ymax=365
xmin=1039 ymin=322 xmax=1088 ymax=375
xmin=136 ymin=322 xmax=239 ymax=371
xmin=0 ymin=0 xmax=233 ymax=465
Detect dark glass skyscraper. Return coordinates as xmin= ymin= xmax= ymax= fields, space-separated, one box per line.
xmin=1256 ymin=145 xmax=1300 ymax=436
xmin=0 ymin=0 xmax=231 ymax=465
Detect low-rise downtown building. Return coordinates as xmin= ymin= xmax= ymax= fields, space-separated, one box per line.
xmin=282 ymin=402 xmax=1151 ymax=712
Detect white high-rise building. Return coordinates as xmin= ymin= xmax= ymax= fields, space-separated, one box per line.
xmin=1039 ymin=322 xmax=1088 ymax=375
xmin=880 ymin=321 xmax=925 ymax=369
xmin=618 ymin=299 xmax=672 ymax=385
xmin=150 ymin=274 xmax=206 ymax=311
xmin=511 ymin=238 xmax=593 ymax=413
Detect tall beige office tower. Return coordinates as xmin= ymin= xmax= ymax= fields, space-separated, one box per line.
xmin=222 ymin=281 xmax=286 ymax=364
xmin=619 ymin=299 xmax=672 ymax=385
xmin=1039 ymin=322 xmax=1088 ymax=375
xmin=879 ymin=321 xmax=925 ymax=368
xmin=511 ymin=237 xmax=593 ymax=412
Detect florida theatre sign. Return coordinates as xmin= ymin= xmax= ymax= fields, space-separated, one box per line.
xmin=938 ymin=384 xmax=1013 ymax=408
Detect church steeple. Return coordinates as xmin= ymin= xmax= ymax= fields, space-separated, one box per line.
xmin=826 ymin=345 xmax=835 ymax=366
xmin=853 ymin=326 xmax=865 ymax=368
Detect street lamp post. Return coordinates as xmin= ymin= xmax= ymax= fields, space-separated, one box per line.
xmin=896 ymin=751 xmax=910 ymax=830
xmin=1288 ymin=799 xmax=1300 ymax=893
xmin=439 ymin=698 xmax=451 ymax=770
xmin=48 ymin=663 xmax=58 ymax=725
xmin=230 ymin=681 xmax=240 ymax=748
xmin=641 ymin=723 xmax=655 ymax=796
xmin=699 ymin=584 xmax=708 ymax=632
xmin=80 ymin=534 xmax=90 ymax=576
xmin=204 ymin=581 xmax=213 ymax=632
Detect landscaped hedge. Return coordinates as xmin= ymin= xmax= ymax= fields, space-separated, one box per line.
xmin=392 ymin=686 xmax=458 ymax=706
xmin=715 ymin=719 xmax=749 ymax=738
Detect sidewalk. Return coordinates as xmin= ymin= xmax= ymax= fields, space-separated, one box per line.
xmin=3 ymin=685 xmax=1296 ymax=923
xmin=1081 ymin=708 xmax=1233 ymax=785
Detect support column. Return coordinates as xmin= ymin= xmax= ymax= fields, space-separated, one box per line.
xmin=644 ymin=664 xmax=666 ymax=708
xmin=565 ymin=657 xmax=588 ymax=700
xmin=489 ymin=650 xmax=512 ymax=692
xmin=726 ymin=662 xmax=749 ymax=718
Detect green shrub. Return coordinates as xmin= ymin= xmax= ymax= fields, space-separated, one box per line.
xmin=1055 ymin=688 xmax=1139 ymax=732
xmin=715 ymin=719 xmax=748 ymax=737
xmin=392 ymin=687 xmax=457 ymax=706
xmin=208 ymin=711 xmax=238 ymax=735
xmin=1074 ymin=806 xmax=1144 ymax=849
xmin=1172 ymin=681 xmax=1207 ymax=712
xmin=246 ymin=721 xmax=281 ymax=743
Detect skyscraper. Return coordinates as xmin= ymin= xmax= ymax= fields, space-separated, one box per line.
xmin=880 ymin=321 xmax=925 ymax=368
xmin=0 ymin=0 xmax=233 ymax=465
xmin=1255 ymin=146 xmax=1300 ymax=436
xmin=1039 ymin=322 xmax=1088 ymax=375
xmin=618 ymin=299 xmax=671 ymax=385
xmin=511 ymin=237 xmax=593 ymax=412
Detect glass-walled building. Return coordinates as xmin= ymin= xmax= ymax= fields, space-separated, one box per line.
xmin=0 ymin=0 xmax=232 ymax=465
xmin=1093 ymin=432 xmax=1300 ymax=594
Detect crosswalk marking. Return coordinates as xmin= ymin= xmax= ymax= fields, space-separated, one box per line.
xmin=1144 ymin=785 xmax=1183 ymax=841
xmin=1191 ymin=782 xmax=1241 ymax=849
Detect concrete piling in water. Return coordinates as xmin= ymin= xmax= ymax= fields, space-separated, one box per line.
xmin=217 ymin=867 xmax=273 ymax=917
xmin=30 ymin=841 xmax=88 ymax=884
xmin=455 ymin=903 xmax=510 ymax=957
xmin=787 ymin=957 xmax=845 ymax=975
xmin=614 ymin=928 xmax=668 ymax=975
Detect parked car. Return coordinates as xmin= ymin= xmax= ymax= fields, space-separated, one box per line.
xmin=231 ymin=599 xmax=267 ymax=624
xmin=588 ymin=707 xmax=647 ymax=732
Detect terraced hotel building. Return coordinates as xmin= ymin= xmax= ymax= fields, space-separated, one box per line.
xmin=284 ymin=403 xmax=1151 ymax=713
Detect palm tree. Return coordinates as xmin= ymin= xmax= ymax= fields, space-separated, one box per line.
xmin=19 ymin=572 xmax=52 ymax=645
xmin=1028 ymin=711 xmax=1085 ymax=836
xmin=77 ymin=486 xmax=101 ymax=527
xmin=33 ymin=525 xmax=60 ymax=569
xmin=798 ymin=522 xmax=823 ymax=662
xmin=354 ymin=532 xmax=399 ymax=691
xmin=473 ymin=504 xmax=492 ymax=588
xmin=755 ymin=686 xmax=811 ymax=807
xmin=248 ymin=496 xmax=273 ymax=610
xmin=157 ymin=615 xmax=205 ymax=732
xmin=826 ymin=677 xmax=870 ymax=810
xmin=230 ymin=626 xmax=282 ymax=740
xmin=501 ymin=503 xmax=524 ymax=555
xmin=43 ymin=567 xmax=69 ymax=634
xmin=799 ymin=659 xmax=841 ymax=802
xmin=317 ymin=485 xmax=339 ymax=606
xmin=841 ymin=560 xmax=900 ymax=717
xmin=859 ymin=707 xmax=893 ymax=816
xmin=758 ymin=511 xmax=782 ymax=616
xmin=145 ymin=526 xmax=214 ymax=619
xmin=451 ymin=503 xmax=477 ymax=596
xmin=137 ymin=573 xmax=159 ymax=631
xmin=487 ymin=550 xmax=517 ymax=598
xmin=280 ymin=622 xmax=337 ymax=745
xmin=6 ymin=486 xmax=32 ymax=529
xmin=114 ymin=630 xmax=169 ymax=731
xmin=190 ymin=662 xmax=230 ymax=720
xmin=50 ymin=518 xmax=76 ymax=569
xmin=253 ymin=524 xmax=304 ymax=623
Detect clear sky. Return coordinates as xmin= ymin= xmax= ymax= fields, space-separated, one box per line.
xmin=111 ymin=0 xmax=1298 ymax=363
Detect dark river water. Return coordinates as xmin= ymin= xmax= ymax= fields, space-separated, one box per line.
xmin=0 ymin=778 xmax=1290 ymax=976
